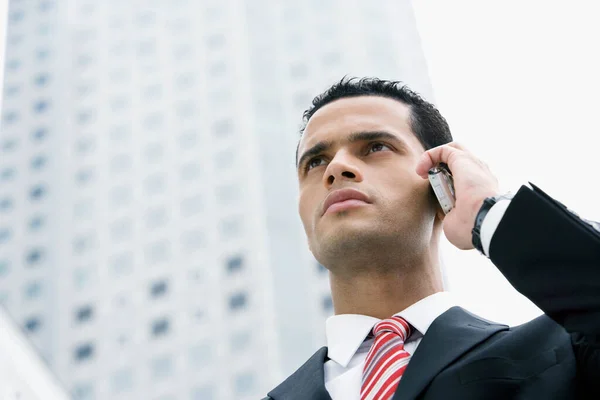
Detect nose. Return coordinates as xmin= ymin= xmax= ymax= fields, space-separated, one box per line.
xmin=323 ymin=152 xmax=363 ymax=187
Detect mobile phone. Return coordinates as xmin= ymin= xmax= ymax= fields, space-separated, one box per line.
xmin=428 ymin=163 xmax=456 ymax=214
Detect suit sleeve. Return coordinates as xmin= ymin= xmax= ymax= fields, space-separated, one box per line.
xmin=488 ymin=182 xmax=600 ymax=396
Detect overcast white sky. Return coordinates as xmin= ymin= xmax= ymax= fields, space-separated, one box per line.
xmin=413 ymin=1 xmax=600 ymax=325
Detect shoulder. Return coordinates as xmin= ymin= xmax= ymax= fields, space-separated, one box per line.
xmin=490 ymin=313 xmax=571 ymax=350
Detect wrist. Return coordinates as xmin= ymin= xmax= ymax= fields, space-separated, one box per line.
xmin=471 ymin=193 xmax=514 ymax=255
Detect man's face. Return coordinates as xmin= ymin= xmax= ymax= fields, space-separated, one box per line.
xmin=297 ymin=96 xmax=439 ymax=270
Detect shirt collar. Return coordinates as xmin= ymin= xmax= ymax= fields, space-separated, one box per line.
xmin=325 ymin=291 xmax=457 ymax=367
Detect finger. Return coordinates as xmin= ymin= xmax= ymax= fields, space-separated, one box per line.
xmin=415 ymin=144 xmax=461 ymax=178
xmin=447 ymin=141 xmax=467 ymax=151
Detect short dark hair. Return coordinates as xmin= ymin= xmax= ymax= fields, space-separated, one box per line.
xmin=297 ymin=76 xmax=453 ymax=163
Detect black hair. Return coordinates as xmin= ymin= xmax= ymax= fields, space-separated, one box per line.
xmin=297 ymin=76 xmax=453 ymax=163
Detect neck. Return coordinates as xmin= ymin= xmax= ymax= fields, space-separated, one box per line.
xmin=329 ymin=249 xmax=443 ymax=320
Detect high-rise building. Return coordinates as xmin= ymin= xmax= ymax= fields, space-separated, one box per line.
xmin=0 ymin=0 xmax=434 ymax=399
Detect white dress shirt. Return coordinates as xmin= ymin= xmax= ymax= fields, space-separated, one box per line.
xmin=323 ymin=199 xmax=512 ymax=399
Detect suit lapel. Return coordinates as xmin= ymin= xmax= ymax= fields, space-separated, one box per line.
xmin=393 ymin=306 xmax=508 ymax=400
xmin=268 ymin=347 xmax=332 ymax=400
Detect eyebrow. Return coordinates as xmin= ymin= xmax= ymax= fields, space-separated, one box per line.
xmin=297 ymin=131 xmax=408 ymax=170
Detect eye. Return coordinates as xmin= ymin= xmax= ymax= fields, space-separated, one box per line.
xmin=368 ymin=142 xmax=392 ymax=153
xmin=305 ymin=157 xmax=325 ymax=172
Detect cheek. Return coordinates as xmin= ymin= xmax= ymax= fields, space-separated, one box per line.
xmin=298 ymin=190 xmax=317 ymax=229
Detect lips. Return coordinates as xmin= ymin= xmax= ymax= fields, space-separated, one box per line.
xmin=322 ymin=188 xmax=371 ymax=215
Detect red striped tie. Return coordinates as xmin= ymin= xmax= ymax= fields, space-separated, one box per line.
xmin=360 ymin=316 xmax=412 ymax=400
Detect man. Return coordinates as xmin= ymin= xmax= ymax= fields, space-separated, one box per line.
xmin=262 ymin=77 xmax=600 ymax=399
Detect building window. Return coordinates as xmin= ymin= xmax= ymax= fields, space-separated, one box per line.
xmin=151 ymin=318 xmax=170 ymax=338
xmin=26 ymin=248 xmax=45 ymax=266
xmin=10 ymin=9 xmax=24 ymax=22
xmin=75 ymin=137 xmax=96 ymax=155
xmin=34 ymin=74 xmax=50 ymax=87
xmin=213 ymin=118 xmax=233 ymax=137
xmin=74 ymin=343 xmax=95 ymax=362
xmin=73 ymin=234 xmax=95 ymax=254
xmin=322 ymin=295 xmax=333 ymax=312
xmin=1 ymin=138 xmax=17 ymax=151
xmin=0 ymin=260 xmax=9 ymax=277
xmin=220 ymin=217 xmax=242 ymax=238
xmin=75 ymin=305 xmax=94 ymax=323
xmin=143 ymin=174 xmax=165 ymax=195
xmin=150 ymin=280 xmax=168 ymax=298
xmin=0 ymin=197 xmax=14 ymax=211
xmin=110 ymin=154 xmax=132 ymax=174
xmin=189 ymin=343 xmax=211 ymax=367
xmin=76 ymin=109 xmax=95 ymax=125
xmin=72 ymin=383 xmax=94 ymax=400
xmin=175 ymin=73 xmax=194 ymax=89
xmin=142 ymin=112 xmax=164 ymax=130
xmin=32 ymin=127 xmax=48 ymax=141
xmin=39 ymin=1 xmax=53 ymax=13
xmin=112 ymin=368 xmax=133 ymax=393
xmin=179 ymin=161 xmax=201 ymax=180
xmin=144 ymin=143 xmax=163 ymax=163
xmin=228 ymin=292 xmax=247 ymax=311
xmin=178 ymin=130 xmax=198 ymax=148
xmin=216 ymin=184 xmax=238 ymax=205
xmin=191 ymin=386 xmax=214 ymax=400
xmin=24 ymin=317 xmax=42 ymax=333
xmin=74 ymin=199 xmax=94 ymax=219
xmin=214 ymin=149 xmax=234 ymax=169
xmin=145 ymin=240 xmax=170 ymax=264
xmin=145 ymin=206 xmax=168 ymax=229
xmin=230 ymin=331 xmax=251 ymax=352
xmin=151 ymin=355 xmax=172 ymax=379
xmin=110 ymin=218 xmax=132 ymax=241
xmin=76 ymin=168 xmax=95 ymax=185
xmin=111 ymin=252 xmax=133 ymax=275
xmin=29 ymin=215 xmax=45 ymax=231
xmin=180 ymin=195 xmax=202 ymax=217
xmin=176 ymin=101 xmax=196 ymax=118
xmin=181 ymin=229 xmax=204 ymax=252
xmin=74 ymin=268 xmax=92 ymax=290
xmin=7 ymin=59 xmax=21 ymax=70
xmin=4 ymin=85 xmax=20 ymax=97
xmin=226 ymin=255 xmax=243 ymax=274
xmin=0 ymin=228 xmax=12 ymax=244
xmin=36 ymin=48 xmax=50 ymax=61
xmin=24 ymin=281 xmax=42 ymax=300
xmin=235 ymin=372 xmax=255 ymax=395
xmin=1 ymin=167 xmax=16 ymax=181
xmin=30 ymin=184 xmax=47 ymax=200
xmin=33 ymin=100 xmax=50 ymax=114
xmin=31 ymin=155 xmax=48 ymax=170
xmin=111 ymin=185 xmax=132 ymax=206
xmin=3 ymin=112 xmax=19 ymax=125
xmin=206 ymin=34 xmax=225 ymax=49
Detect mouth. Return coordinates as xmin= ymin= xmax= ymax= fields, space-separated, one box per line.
xmin=322 ymin=188 xmax=371 ymax=216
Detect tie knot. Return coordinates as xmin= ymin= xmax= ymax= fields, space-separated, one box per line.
xmin=372 ymin=316 xmax=411 ymax=342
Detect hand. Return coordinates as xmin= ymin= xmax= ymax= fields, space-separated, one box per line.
xmin=415 ymin=142 xmax=500 ymax=250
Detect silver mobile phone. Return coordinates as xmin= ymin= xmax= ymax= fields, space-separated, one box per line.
xmin=428 ymin=163 xmax=456 ymax=214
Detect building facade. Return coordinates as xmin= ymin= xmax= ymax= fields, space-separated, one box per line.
xmin=0 ymin=0 xmax=434 ymax=399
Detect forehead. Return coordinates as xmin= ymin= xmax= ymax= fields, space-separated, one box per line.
xmin=299 ymin=96 xmax=422 ymax=155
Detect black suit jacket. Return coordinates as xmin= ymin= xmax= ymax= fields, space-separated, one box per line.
xmin=264 ymin=183 xmax=600 ymax=399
